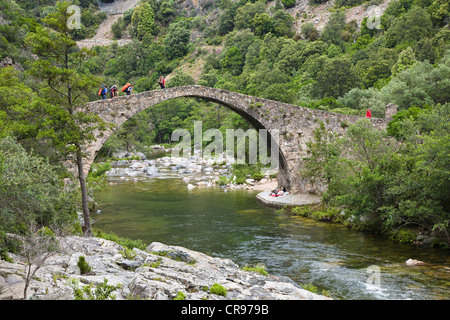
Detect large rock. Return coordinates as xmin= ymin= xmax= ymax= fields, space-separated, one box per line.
xmin=0 ymin=236 xmax=331 ymax=300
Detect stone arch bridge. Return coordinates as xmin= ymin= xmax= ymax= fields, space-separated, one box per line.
xmin=77 ymin=85 xmax=397 ymax=194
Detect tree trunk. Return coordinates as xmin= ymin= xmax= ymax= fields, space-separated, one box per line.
xmin=76 ymin=143 xmax=93 ymax=237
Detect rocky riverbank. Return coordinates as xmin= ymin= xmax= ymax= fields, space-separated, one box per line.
xmin=105 ymin=148 xmax=278 ymax=191
xmin=0 ymin=236 xmax=331 ymax=300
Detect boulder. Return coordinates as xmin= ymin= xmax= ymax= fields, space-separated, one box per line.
xmin=405 ymin=259 xmax=428 ymax=267
xmin=0 ymin=236 xmax=332 ymax=300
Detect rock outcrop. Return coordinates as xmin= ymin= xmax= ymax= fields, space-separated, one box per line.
xmin=0 ymin=236 xmax=331 ymax=300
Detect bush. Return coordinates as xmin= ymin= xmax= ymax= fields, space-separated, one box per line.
xmin=72 ymin=278 xmax=120 ymax=300
xmin=209 ymin=283 xmax=227 ymax=297
xmin=174 ymin=291 xmax=186 ymax=300
xmin=77 ymin=256 xmax=92 ymax=275
xmin=93 ymin=228 xmax=147 ymax=251
xmin=0 ymin=137 xmax=78 ymax=250
xmin=242 ymin=263 xmax=268 ymax=276
xmin=281 ymin=0 xmax=296 ymax=8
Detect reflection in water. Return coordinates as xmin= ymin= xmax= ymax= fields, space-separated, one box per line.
xmin=95 ymin=179 xmax=450 ymax=300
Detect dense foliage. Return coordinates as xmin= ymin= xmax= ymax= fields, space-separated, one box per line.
xmin=0 ymin=0 xmax=449 ymax=247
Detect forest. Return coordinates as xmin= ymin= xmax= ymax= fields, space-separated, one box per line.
xmin=0 ymin=0 xmax=449 ymax=257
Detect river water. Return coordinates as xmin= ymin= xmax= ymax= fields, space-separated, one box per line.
xmin=94 ymin=166 xmax=450 ymax=300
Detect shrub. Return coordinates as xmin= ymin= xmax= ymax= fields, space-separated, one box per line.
xmin=174 ymin=291 xmax=186 ymax=300
xmin=73 ymin=278 xmax=120 ymax=300
xmin=281 ymin=0 xmax=296 ymax=8
xmin=242 ymin=263 xmax=268 ymax=276
xmin=210 ymin=283 xmax=227 ymax=297
xmin=77 ymin=256 xmax=92 ymax=275
xmin=120 ymin=247 xmax=137 ymax=260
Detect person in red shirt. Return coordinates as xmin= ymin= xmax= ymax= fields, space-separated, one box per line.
xmin=366 ymin=108 xmax=372 ymax=118
xmin=159 ymin=76 xmax=166 ymax=89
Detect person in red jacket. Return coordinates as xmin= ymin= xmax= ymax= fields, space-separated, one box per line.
xmin=159 ymin=76 xmax=166 ymax=89
xmin=366 ymin=108 xmax=372 ymax=118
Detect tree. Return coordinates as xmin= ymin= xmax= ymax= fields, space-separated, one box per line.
xmin=24 ymin=1 xmax=108 ymax=236
xmin=314 ymin=57 xmax=360 ymax=98
xmin=221 ymin=46 xmax=245 ymax=76
xmin=167 ymin=72 xmax=195 ymax=88
xmin=219 ymin=8 xmax=236 ymax=35
xmin=321 ymin=9 xmax=346 ymax=46
xmin=385 ymin=6 xmax=432 ymax=48
xmin=281 ymin=0 xmax=296 ymax=8
xmin=301 ymin=23 xmax=320 ymax=41
xmin=262 ymin=83 xmax=296 ymax=104
xmin=301 ymin=121 xmax=340 ymax=187
xmin=234 ymin=1 xmax=266 ymax=30
xmin=0 ymin=137 xmax=77 ymax=261
xmin=131 ymin=1 xmax=155 ymax=40
xmin=250 ymin=13 xmax=273 ymax=37
xmin=164 ymin=22 xmax=190 ymax=59
xmin=271 ymin=9 xmax=294 ymax=37
xmin=391 ymin=47 xmax=416 ymax=76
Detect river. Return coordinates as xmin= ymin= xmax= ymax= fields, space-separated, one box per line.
xmin=94 ymin=159 xmax=450 ymax=300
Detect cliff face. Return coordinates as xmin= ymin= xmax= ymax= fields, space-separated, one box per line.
xmin=0 ymin=236 xmax=332 ymax=300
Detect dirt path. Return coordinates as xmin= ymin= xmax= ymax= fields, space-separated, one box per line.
xmin=77 ymin=0 xmax=139 ymax=49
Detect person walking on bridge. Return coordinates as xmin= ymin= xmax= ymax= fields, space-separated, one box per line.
xmin=99 ymin=85 xmax=107 ymax=100
xmin=109 ymin=85 xmax=118 ymax=98
xmin=122 ymin=83 xmax=133 ymax=95
xmin=158 ymin=75 xmax=166 ymax=89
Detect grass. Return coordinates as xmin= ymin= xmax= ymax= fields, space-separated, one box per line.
xmin=242 ymin=263 xmax=268 ymax=276
xmin=209 ymin=283 xmax=227 ymax=297
xmin=277 ymin=204 xmax=344 ymax=223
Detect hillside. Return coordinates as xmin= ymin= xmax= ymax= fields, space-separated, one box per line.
xmin=75 ymin=0 xmax=396 ymax=79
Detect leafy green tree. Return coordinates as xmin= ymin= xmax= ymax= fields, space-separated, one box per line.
xmin=167 ymin=72 xmax=195 ymax=88
xmin=301 ymin=23 xmax=320 ymax=41
xmin=111 ymin=17 xmax=125 ymax=39
xmin=380 ymin=53 xmax=450 ymax=110
xmin=355 ymin=48 xmax=397 ymax=88
xmin=250 ymin=13 xmax=273 ymax=37
xmin=24 ymin=1 xmax=108 ymax=236
xmin=428 ymin=0 xmax=449 ymax=26
xmin=221 ymin=46 xmax=245 ymax=76
xmin=321 ymin=9 xmax=346 ymax=46
xmin=281 ymin=0 xmax=296 ymax=8
xmin=301 ymin=121 xmax=340 ymax=187
xmin=391 ymin=47 xmax=416 ymax=76
xmin=164 ymin=22 xmax=190 ymax=59
xmin=157 ymin=0 xmax=175 ymax=23
xmin=385 ymin=6 xmax=432 ymax=48
xmin=131 ymin=1 xmax=155 ymax=40
xmin=218 ymin=7 xmax=236 ymax=35
xmin=314 ymin=57 xmax=360 ymax=98
xmin=262 ymin=83 xmax=296 ymax=104
xmin=0 ymin=137 xmax=78 ymax=253
xmin=234 ymin=1 xmax=266 ymax=30
xmin=271 ymin=9 xmax=294 ymax=37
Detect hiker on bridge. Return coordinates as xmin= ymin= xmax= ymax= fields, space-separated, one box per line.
xmin=109 ymin=85 xmax=118 ymax=98
xmin=158 ymin=76 xmax=166 ymax=89
xmin=122 ymin=83 xmax=133 ymax=95
xmin=98 ymin=85 xmax=108 ymax=100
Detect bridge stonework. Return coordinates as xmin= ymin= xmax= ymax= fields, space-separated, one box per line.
xmin=78 ymin=86 xmax=396 ymax=195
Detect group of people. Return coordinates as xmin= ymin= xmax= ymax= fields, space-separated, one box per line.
xmin=270 ymin=187 xmax=288 ymax=197
xmin=98 ymin=76 xmax=167 ymax=100
xmin=98 ymin=83 xmax=133 ymax=100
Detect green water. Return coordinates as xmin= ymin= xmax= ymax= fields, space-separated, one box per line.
xmin=95 ymin=178 xmax=450 ymax=300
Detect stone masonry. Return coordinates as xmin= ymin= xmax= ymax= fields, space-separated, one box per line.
xmin=76 ymin=85 xmax=397 ymax=194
